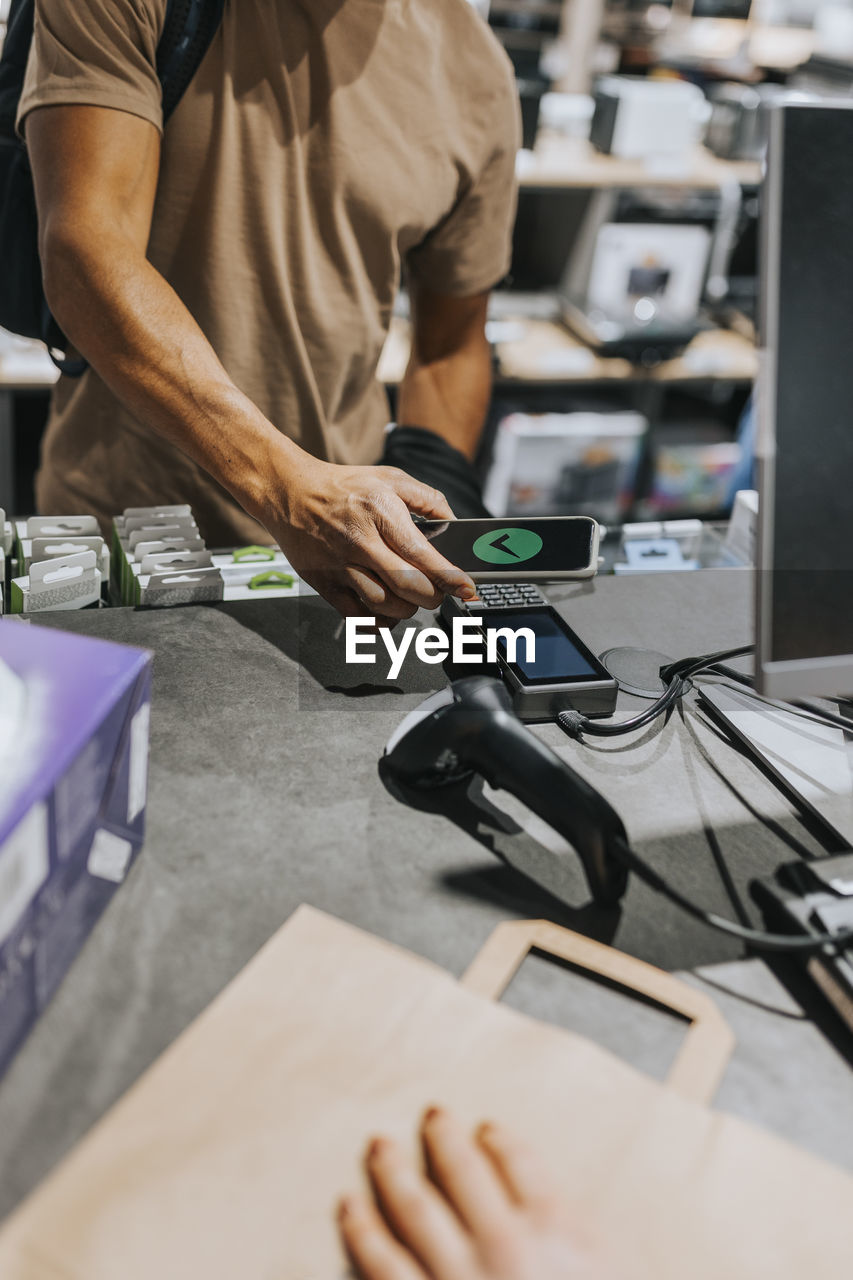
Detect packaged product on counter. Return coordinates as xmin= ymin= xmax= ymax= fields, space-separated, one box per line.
xmin=9 ymin=550 xmax=102 ymax=614
xmin=212 ymin=545 xmax=301 ymax=601
xmin=484 ymin=411 xmax=646 ymax=524
xmin=0 ymin=508 xmax=12 ymax=613
xmin=9 ymin=517 xmax=110 ymax=611
xmin=0 ymin=622 xmax=153 ymax=1078
xmin=112 ymin=505 xmax=202 ymax=603
xmin=112 ymin=505 xmax=308 ymax=604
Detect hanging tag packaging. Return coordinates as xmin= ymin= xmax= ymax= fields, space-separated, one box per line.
xmin=9 ymin=550 xmax=101 ymax=614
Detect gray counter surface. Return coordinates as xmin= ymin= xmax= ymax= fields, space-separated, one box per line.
xmin=1 ymin=571 xmax=851 ymax=1217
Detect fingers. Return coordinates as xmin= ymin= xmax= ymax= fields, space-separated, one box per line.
xmin=370 ymin=497 xmax=477 ymax=602
xmin=366 ymin=1136 xmax=475 ymax=1277
xmin=420 ymin=1106 xmax=513 ymax=1237
xmin=380 ymin=467 xmax=454 ymax=521
xmin=277 ymin=462 xmax=477 ymax=618
xmin=476 ymin=1121 xmax=562 ymax=1219
xmin=351 ymin=541 xmax=445 ymax=612
xmin=307 ymin=578 xmax=402 ymax=631
xmin=307 ymin=578 xmax=369 ymax=620
xmin=338 ymin=1192 xmax=428 ymax=1280
xmin=344 ymin=567 xmax=421 ymax=620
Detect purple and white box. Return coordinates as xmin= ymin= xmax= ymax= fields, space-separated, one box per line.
xmin=0 ymin=622 xmax=153 ymax=1078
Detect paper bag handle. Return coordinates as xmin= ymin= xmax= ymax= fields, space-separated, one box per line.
xmin=461 ymin=919 xmax=734 ymax=1105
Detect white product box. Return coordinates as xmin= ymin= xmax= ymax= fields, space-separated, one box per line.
xmin=9 ymin=550 xmax=102 ymax=614
xmin=587 ymin=224 xmax=711 ymax=325
xmin=484 ymin=411 xmax=647 ymax=524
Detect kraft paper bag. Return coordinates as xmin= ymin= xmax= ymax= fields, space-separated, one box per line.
xmin=0 ymin=905 xmax=850 ymax=1279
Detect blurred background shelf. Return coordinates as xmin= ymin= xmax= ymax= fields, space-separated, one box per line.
xmin=378 ymin=314 xmax=756 ymax=386
xmin=518 ymin=133 xmax=761 ymax=187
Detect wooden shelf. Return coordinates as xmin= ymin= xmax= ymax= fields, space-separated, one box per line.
xmin=379 ymin=314 xmax=757 ymax=387
xmin=493 ymin=317 xmax=632 ymax=382
xmin=518 ymin=133 xmax=762 ymax=190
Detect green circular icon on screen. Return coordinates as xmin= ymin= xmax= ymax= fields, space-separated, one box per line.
xmin=472 ymin=527 xmax=544 ymax=565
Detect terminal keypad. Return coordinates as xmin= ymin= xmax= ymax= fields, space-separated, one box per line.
xmin=468 ymin=583 xmax=547 ymax=611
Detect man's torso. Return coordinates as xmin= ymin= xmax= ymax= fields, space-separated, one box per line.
xmin=23 ymin=0 xmax=516 ymax=541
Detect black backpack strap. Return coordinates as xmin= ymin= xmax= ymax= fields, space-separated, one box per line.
xmin=0 ymin=0 xmax=35 ymax=140
xmin=157 ymin=0 xmax=226 ymax=123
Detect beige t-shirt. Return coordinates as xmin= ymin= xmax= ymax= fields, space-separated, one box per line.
xmin=18 ymin=0 xmax=520 ymax=543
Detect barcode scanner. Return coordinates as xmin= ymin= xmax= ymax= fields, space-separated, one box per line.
xmin=379 ymin=676 xmax=629 ymax=906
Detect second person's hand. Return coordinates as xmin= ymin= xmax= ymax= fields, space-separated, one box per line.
xmin=338 ymin=1108 xmax=610 ymax=1280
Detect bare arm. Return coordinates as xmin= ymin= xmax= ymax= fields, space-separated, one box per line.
xmin=397 ymin=283 xmax=492 ymax=462
xmin=29 ymin=105 xmax=283 ymax=516
xmin=26 ymin=105 xmax=476 ymax=618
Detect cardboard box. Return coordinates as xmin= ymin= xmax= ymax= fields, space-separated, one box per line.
xmin=484 ymin=411 xmax=647 ymax=523
xmin=0 ymin=622 xmax=153 ymax=1078
xmin=639 ymin=440 xmax=742 ymax=518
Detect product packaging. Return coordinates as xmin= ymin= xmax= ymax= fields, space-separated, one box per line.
xmin=8 ymin=550 xmax=102 ymax=614
xmin=0 ymin=508 xmax=11 ymax=613
xmin=0 ymin=622 xmax=153 ymax=1078
xmin=211 ymin=547 xmax=300 ymax=601
xmin=8 ymin=518 xmax=109 ymax=609
xmin=137 ymin=566 xmax=225 ymax=607
xmin=484 ymin=411 xmax=646 ymax=523
xmin=0 ymin=510 xmax=13 ymax=558
xmin=639 ymin=439 xmax=742 ymax=518
xmin=112 ymin=507 xmax=307 ymax=605
xmin=612 ymin=519 xmax=749 ymax=573
xmin=111 ymin=506 xmax=207 ymax=604
xmin=22 ymin=535 xmax=110 ymax=581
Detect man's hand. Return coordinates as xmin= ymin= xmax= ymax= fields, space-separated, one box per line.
xmin=338 ymin=1108 xmax=610 ymax=1280
xmin=263 ymin=454 xmax=477 ymax=621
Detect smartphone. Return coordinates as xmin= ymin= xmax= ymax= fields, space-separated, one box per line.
xmin=418 ymin=516 xmax=599 ymax=582
xmin=441 ymin=586 xmax=618 ymax=722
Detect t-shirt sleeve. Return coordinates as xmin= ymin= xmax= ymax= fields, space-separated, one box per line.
xmin=16 ymin=0 xmax=168 ymax=139
xmin=405 ymin=64 xmax=521 ymax=298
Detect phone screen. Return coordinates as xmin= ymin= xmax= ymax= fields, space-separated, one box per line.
xmin=483 ymin=608 xmax=610 ymax=686
xmin=420 ymin=518 xmax=595 ymax=576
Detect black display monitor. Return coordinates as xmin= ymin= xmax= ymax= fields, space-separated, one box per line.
xmin=691 ymin=0 xmax=752 ymax=18
xmin=756 ymin=101 xmax=853 ymax=698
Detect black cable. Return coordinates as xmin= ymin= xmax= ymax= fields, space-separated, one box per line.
xmin=556 ymin=641 xmax=853 ymax=951
xmin=660 ymin=642 xmax=755 ymax=683
xmin=611 ymin=837 xmax=853 ymax=955
xmin=558 ymin=677 xmax=686 ymax=739
xmin=558 ymin=643 xmax=754 ymax=741
xmin=705 ymin=662 xmax=753 ymax=687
